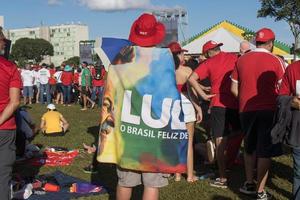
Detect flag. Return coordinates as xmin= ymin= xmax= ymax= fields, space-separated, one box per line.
xmin=94 ymin=37 xmax=132 ymax=71
xmin=97 ymin=46 xmax=188 ymax=173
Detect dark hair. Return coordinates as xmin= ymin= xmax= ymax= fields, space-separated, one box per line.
xmin=49 ymin=63 xmax=55 ymax=69
xmin=172 ymin=53 xmax=180 ymax=70
xmin=82 ymin=61 xmax=88 ymax=66
xmin=256 ymin=40 xmax=273 ymax=47
xmin=77 ymin=67 xmax=82 ymax=73
xmin=185 ymin=57 xmax=199 ymax=71
xmin=210 ymin=46 xmax=221 ymax=52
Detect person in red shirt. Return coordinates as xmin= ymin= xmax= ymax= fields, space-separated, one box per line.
xmin=231 ymin=28 xmax=285 ymax=199
xmin=188 ymin=40 xmax=241 ymax=188
xmin=48 ymin=64 xmax=57 ymax=103
xmin=278 ymin=61 xmax=300 ymax=199
xmin=0 ymin=27 xmax=22 ymax=200
xmin=91 ymin=64 xmax=106 ymax=108
xmin=73 ymin=67 xmax=81 ymax=103
xmin=61 ymin=65 xmax=73 ymax=106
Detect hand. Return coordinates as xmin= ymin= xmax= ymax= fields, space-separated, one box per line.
xmin=195 ymin=107 xmax=203 ymax=123
xmin=291 ymin=96 xmax=300 ymax=110
xmin=83 ymin=143 xmax=96 ymax=154
xmin=202 ymin=86 xmax=211 ymax=92
xmin=203 ymin=94 xmax=216 ymax=101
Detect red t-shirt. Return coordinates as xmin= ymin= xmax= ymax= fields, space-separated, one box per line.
xmin=91 ymin=67 xmax=106 ymax=87
xmin=279 ymin=61 xmax=300 ymax=96
xmin=194 ymin=51 xmax=238 ymax=109
xmin=49 ymin=69 xmax=56 ymax=85
xmin=73 ymin=72 xmax=79 ymax=84
xmin=61 ymin=71 xmax=73 ymax=86
xmin=231 ymin=48 xmax=285 ymax=112
xmin=0 ymin=56 xmax=23 ymax=130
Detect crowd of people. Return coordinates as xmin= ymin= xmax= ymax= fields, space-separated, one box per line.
xmin=0 ymin=12 xmax=300 ymax=200
xmin=20 ymin=61 xmax=106 ymax=110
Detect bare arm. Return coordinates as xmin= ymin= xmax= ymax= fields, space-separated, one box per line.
xmin=40 ymin=119 xmax=46 ymax=132
xmin=199 ymin=84 xmax=211 ymax=92
xmin=186 ymin=83 xmax=202 ymax=123
xmin=0 ymin=88 xmax=20 ymax=125
xmin=60 ymin=115 xmax=69 ymax=125
xmin=231 ymin=81 xmax=239 ymax=98
xmin=188 ymin=72 xmax=215 ymax=101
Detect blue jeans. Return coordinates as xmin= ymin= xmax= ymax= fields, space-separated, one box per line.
xmin=293 ymin=148 xmax=300 ymax=199
xmin=63 ymin=85 xmax=72 ymax=104
xmin=91 ymin=86 xmax=104 ymax=106
xmin=40 ymin=84 xmax=51 ymax=104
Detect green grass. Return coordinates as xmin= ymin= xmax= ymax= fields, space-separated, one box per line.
xmin=16 ymin=104 xmax=293 ymax=200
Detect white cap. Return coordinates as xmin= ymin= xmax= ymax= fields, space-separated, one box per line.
xmin=47 ymin=104 xmax=56 ymax=110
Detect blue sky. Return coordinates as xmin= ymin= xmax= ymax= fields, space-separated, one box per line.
xmin=1 ymin=0 xmax=293 ymax=45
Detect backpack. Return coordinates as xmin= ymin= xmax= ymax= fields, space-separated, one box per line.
xmin=94 ymin=66 xmax=103 ymax=80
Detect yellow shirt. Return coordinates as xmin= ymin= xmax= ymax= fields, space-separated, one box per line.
xmin=41 ymin=111 xmax=63 ymax=134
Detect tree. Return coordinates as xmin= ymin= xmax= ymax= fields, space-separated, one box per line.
xmin=258 ymin=0 xmax=300 ymax=60
xmin=242 ymin=31 xmax=255 ymax=42
xmin=65 ymin=56 xmax=80 ymax=66
xmin=10 ymin=38 xmax=54 ymax=65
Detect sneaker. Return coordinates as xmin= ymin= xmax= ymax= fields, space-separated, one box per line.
xmin=210 ymin=178 xmax=227 ymax=189
xmin=206 ymin=140 xmax=215 ymax=163
xmin=83 ymin=165 xmax=97 ymax=174
xmin=239 ymin=181 xmax=256 ymax=195
xmin=256 ymin=191 xmax=272 ymax=200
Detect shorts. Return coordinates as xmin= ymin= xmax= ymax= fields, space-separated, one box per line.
xmin=210 ymin=107 xmax=241 ymax=138
xmin=81 ymin=86 xmax=89 ymax=95
xmin=43 ymin=131 xmax=65 ymax=137
xmin=56 ymin=83 xmax=63 ymax=93
xmin=240 ymin=110 xmax=282 ymax=158
xmin=117 ymin=167 xmax=169 ymax=188
xmin=50 ymin=84 xmax=56 ymax=94
xmin=23 ymin=86 xmax=33 ymax=97
xmin=180 ymin=94 xmax=196 ymax=123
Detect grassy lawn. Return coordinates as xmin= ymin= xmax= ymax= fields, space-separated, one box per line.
xmin=15 ymin=104 xmax=293 ymax=200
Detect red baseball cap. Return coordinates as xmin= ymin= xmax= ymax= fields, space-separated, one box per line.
xmin=255 ymin=28 xmax=275 ymax=42
xmin=168 ymin=42 xmax=188 ymax=53
xmin=202 ymin=40 xmax=223 ymax=54
xmin=129 ymin=13 xmax=166 ymax=47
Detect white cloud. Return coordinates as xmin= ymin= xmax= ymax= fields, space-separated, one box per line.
xmin=48 ymin=0 xmax=62 ymax=5
xmin=78 ymin=0 xmax=152 ymax=11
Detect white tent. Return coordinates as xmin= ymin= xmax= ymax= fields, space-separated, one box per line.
xmin=183 ymin=27 xmax=255 ymax=54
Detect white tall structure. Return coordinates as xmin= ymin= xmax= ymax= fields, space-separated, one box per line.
xmin=152 ymin=8 xmax=188 ymax=46
xmin=0 ymin=16 xmax=3 ymax=28
xmin=7 ymin=23 xmax=89 ymax=66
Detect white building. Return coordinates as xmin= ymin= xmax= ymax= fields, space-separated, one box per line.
xmin=0 ymin=16 xmax=4 ymax=28
xmin=7 ymin=23 xmax=89 ymax=66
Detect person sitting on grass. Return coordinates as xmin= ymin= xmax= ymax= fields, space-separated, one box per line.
xmin=40 ymin=104 xmax=69 ymax=136
xmin=15 ymin=106 xmax=39 ymax=157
